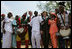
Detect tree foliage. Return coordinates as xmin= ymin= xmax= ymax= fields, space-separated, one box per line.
xmin=37 ymin=1 xmax=71 ymax=13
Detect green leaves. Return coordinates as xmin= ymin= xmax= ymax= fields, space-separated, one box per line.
xmin=37 ymin=1 xmax=71 ymax=13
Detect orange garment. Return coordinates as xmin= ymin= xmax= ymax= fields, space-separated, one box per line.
xmin=50 ymin=33 xmax=57 ymax=48
xmin=48 ymin=18 xmax=58 ymax=48
xmin=48 ymin=18 xmax=58 ymax=35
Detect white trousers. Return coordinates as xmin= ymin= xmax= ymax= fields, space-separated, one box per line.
xmin=31 ymin=31 xmax=41 ymax=48
xmin=2 ymin=31 xmax=12 ymax=48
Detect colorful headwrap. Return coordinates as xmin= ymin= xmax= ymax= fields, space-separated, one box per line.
xmin=50 ymin=12 xmax=57 ymax=18
xmin=1 ymin=14 xmax=5 ymax=16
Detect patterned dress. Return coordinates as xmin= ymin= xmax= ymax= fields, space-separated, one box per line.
xmin=21 ymin=19 xmax=29 ymax=40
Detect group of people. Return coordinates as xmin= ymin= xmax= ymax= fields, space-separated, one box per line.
xmin=1 ymin=2 xmax=71 ymax=48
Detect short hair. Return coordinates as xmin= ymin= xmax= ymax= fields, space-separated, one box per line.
xmin=16 ymin=15 xmax=19 ymax=17
xmin=8 ymin=12 xmax=13 ymax=17
xmin=34 ymin=11 xmax=38 ymax=15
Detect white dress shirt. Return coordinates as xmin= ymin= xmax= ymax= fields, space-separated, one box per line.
xmin=30 ymin=16 xmax=43 ymax=32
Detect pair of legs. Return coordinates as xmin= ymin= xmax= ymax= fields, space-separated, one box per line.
xmin=58 ymin=37 xmax=65 ymax=48
xmin=42 ymin=30 xmax=50 ymax=48
xmin=16 ymin=38 xmax=29 ymax=48
xmin=31 ymin=31 xmax=41 ymax=48
xmin=25 ymin=40 xmax=29 ymax=48
xmin=11 ymin=34 xmax=17 ymax=48
xmin=50 ymin=33 xmax=58 ymax=48
xmin=16 ymin=35 xmax=21 ymax=48
xmin=28 ymin=25 xmax=32 ymax=46
xmin=58 ymin=37 xmax=70 ymax=48
xmin=17 ymin=41 xmax=21 ymax=48
xmin=40 ymin=34 xmax=44 ymax=48
xmin=65 ymin=39 xmax=71 ymax=48
xmin=25 ymin=31 xmax=29 ymax=48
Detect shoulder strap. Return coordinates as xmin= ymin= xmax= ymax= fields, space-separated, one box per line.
xmin=60 ymin=13 xmax=65 ymax=26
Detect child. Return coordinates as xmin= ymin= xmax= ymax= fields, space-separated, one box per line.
xmin=48 ymin=13 xmax=58 ymax=48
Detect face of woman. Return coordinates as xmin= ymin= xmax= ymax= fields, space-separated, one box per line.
xmin=43 ymin=12 xmax=46 ymax=17
xmin=51 ymin=15 xmax=56 ymax=20
xmin=15 ymin=16 xmax=19 ymax=20
xmin=29 ymin=11 xmax=32 ymax=16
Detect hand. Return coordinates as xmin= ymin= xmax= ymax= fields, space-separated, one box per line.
xmin=12 ymin=31 xmax=15 ymax=35
xmin=40 ymin=30 xmax=43 ymax=35
xmin=16 ymin=21 xmax=19 ymax=24
xmin=21 ymin=24 xmax=25 ymax=27
xmin=65 ymin=26 xmax=69 ymax=30
xmin=41 ymin=22 xmax=44 ymax=25
xmin=60 ymin=27 xmax=64 ymax=30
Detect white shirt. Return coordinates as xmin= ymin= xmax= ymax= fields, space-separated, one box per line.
xmin=30 ymin=16 xmax=43 ymax=32
xmin=4 ymin=17 xmax=13 ymax=33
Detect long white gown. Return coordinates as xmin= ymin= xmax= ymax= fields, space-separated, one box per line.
xmin=2 ymin=17 xmax=13 ymax=48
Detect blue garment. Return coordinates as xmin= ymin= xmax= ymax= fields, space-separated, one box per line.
xmin=11 ymin=20 xmax=17 ymax=48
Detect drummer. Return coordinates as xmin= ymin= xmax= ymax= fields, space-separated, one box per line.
xmin=57 ymin=2 xmax=70 ymax=48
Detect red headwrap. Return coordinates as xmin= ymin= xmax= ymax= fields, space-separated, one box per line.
xmin=1 ymin=14 xmax=5 ymax=16
xmin=23 ymin=12 xmax=27 ymax=17
xmin=18 ymin=17 xmax=21 ymax=28
xmin=50 ymin=12 xmax=57 ymax=18
xmin=23 ymin=14 xmax=26 ymax=17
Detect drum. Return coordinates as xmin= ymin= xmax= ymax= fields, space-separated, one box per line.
xmin=60 ymin=27 xmax=71 ymax=37
xmin=17 ymin=28 xmax=24 ymax=34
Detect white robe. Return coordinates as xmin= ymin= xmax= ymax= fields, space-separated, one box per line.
xmin=2 ymin=17 xmax=13 ymax=48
